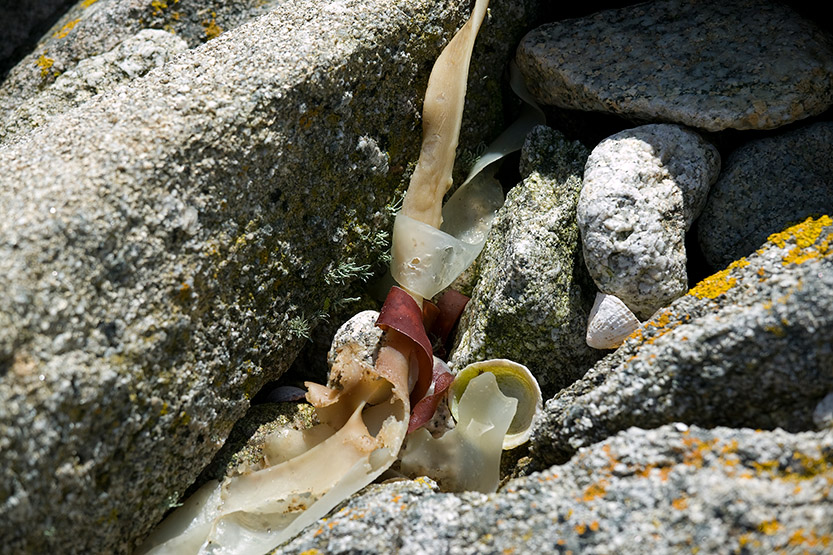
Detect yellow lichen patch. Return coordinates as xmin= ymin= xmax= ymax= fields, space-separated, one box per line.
xmin=767 ymin=215 xmax=832 ymax=249
xmin=758 ymin=519 xmax=780 ymax=535
xmin=299 ymin=550 xmax=321 ymax=555
xmin=738 ymin=533 xmax=761 ymax=549
xmin=151 ymin=0 xmax=168 ymax=15
xmin=203 ymin=12 xmax=223 ymax=39
xmin=53 ymin=18 xmax=80 ymax=39
xmin=35 ymin=53 xmax=55 ymax=77
xmin=81 ymin=0 xmax=98 ymax=7
xmin=688 ymin=257 xmax=749 ymax=300
xmin=788 ymin=528 xmax=833 ymax=549
xmin=764 ymin=215 xmax=833 ymax=266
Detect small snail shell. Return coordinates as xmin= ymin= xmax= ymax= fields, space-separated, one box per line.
xmin=586 ymin=292 xmax=641 ymax=350
xmin=449 ymin=359 xmax=542 ymax=449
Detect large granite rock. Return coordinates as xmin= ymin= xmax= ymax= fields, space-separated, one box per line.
xmin=278 ymin=425 xmax=833 ymax=554
xmin=0 ymin=0 xmax=540 ymax=552
xmin=577 ymin=124 xmax=720 ymax=319
xmin=699 ymin=121 xmax=833 ymax=270
xmin=531 ymin=215 xmax=833 ymax=468
xmin=450 ymin=126 xmax=602 ymax=397
xmin=0 ymin=0 xmax=279 ymax=129
xmin=516 ymin=0 xmax=833 ymax=131
xmin=1 ymin=28 xmax=188 ymax=143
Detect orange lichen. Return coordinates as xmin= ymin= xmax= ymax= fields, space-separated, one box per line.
xmin=788 ymin=528 xmax=832 ymax=549
xmin=581 ymin=479 xmax=608 ymax=502
xmin=672 ymin=496 xmax=688 ymax=510
xmin=626 ymin=309 xmax=690 ymax=349
xmin=53 ymin=18 xmax=80 ymax=39
xmin=681 ymin=435 xmax=718 ymax=469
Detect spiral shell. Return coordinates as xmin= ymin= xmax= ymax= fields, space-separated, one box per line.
xmin=586 ymin=292 xmax=641 ymax=349
xmin=449 ymin=359 xmax=542 ymax=449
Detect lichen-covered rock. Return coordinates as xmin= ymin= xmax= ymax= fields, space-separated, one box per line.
xmin=0 ymin=0 xmax=540 ymax=552
xmin=531 ymin=215 xmax=833 ymax=468
xmin=277 ymin=425 xmax=833 ymax=555
xmin=577 ymin=124 xmax=720 ymax=319
xmin=1 ymin=29 xmax=188 ymax=143
xmin=698 ymin=121 xmax=833 ymax=270
xmin=450 ymin=126 xmax=602 ymax=398
xmin=0 ymin=0 xmax=70 ymax=73
xmin=0 ymin=0 xmax=278 ymax=128
xmin=516 ymin=0 xmax=833 ymax=131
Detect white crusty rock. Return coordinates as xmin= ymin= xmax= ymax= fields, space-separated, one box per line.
xmin=577 ymin=124 xmax=720 ymax=319
xmin=516 ymin=0 xmax=833 ymax=131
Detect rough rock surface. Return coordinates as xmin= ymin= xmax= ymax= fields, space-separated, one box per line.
xmin=516 ymin=0 xmax=833 ymax=131
xmin=0 ymin=0 xmax=71 ymax=73
xmin=577 ymin=124 xmax=720 ymax=319
xmin=0 ymin=0 xmax=279 ymax=125
xmin=699 ymin=121 xmax=833 ymax=270
xmin=277 ymin=425 xmax=833 ymax=554
xmin=531 ymin=215 xmax=833 ymax=468
xmin=450 ymin=126 xmax=601 ymax=397
xmin=0 ymin=0 xmax=540 ymax=552
xmin=1 ymin=28 xmax=188 ymax=143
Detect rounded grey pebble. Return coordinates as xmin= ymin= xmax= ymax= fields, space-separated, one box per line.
xmin=577 ymin=123 xmax=720 ymax=319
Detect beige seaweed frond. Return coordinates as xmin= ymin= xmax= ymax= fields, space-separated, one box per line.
xmin=400 ymin=0 xmax=490 ymax=229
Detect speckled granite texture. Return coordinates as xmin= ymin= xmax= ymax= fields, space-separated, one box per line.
xmin=516 ymin=0 xmax=833 ymax=131
xmin=1 ymin=28 xmax=188 ymax=143
xmin=0 ymin=0 xmax=281 ymax=126
xmin=276 ymin=425 xmax=833 ymax=554
xmin=0 ymin=0 xmax=540 ymax=552
xmin=699 ymin=121 xmax=833 ymax=270
xmin=531 ymin=216 xmax=833 ymax=468
xmin=450 ymin=126 xmax=602 ymax=397
xmin=578 ymin=124 xmax=720 ymax=319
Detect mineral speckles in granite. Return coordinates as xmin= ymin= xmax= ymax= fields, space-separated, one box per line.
xmin=1 ymin=29 xmax=189 ymax=144
xmin=698 ymin=122 xmax=833 ymax=270
xmin=530 ymin=216 xmax=833 ymax=468
xmin=0 ymin=0 xmax=286 ymax=127
xmin=577 ymin=123 xmax=720 ymax=319
xmin=0 ymin=0 xmax=539 ymax=551
xmin=450 ymin=126 xmax=602 ymax=397
xmin=516 ymin=0 xmax=833 ymax=131
xmin=276 ymin=426 xmax=833 ymax=555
